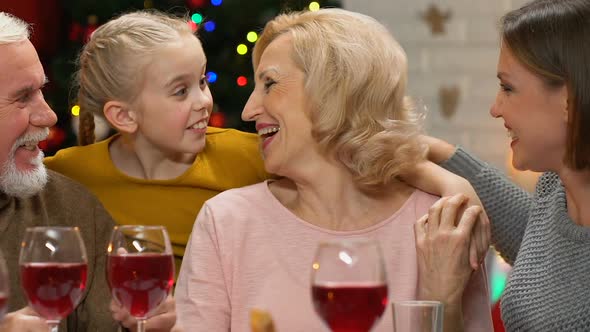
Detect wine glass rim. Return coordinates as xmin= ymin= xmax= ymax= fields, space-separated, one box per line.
xmin=25 ymin=226 xmax=80 ymax=232
xmin=113 ymin=225 xmax=168 ymax=230
xmin=393 ymin=300 xmax=443 ymax=307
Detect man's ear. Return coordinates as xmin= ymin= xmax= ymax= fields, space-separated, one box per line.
xmin=103 ymin=101 xmax=138 ymax=134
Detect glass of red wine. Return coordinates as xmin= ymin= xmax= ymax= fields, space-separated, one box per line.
xmin=106 ymin=225 xmax=174 ymax=332
xmin=19 ymin=227 xmax=88 ymax=332
xmin=0 ymin=249 xmax=8 ymax=322
xmin=311 ymin=238 xmax=388 ymax=332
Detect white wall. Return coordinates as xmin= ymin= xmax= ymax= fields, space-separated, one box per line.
xmin=343 ymin=0 xmax=532 ymax=174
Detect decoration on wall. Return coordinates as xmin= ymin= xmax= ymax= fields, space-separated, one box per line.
xmin=439 ymin=85 xmax=460 ymax=119
xmin=421 ymin=4 xmax=452 ymax=35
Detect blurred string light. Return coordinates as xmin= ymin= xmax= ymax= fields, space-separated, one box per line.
xmin=187 ymin=20 xmax=198 ymax=32
xmin=203 ymin=21 xmax=216 ymax=32
xmin=309 ymin=2 xmax=320 ymax=11
xmin=206 ymin=71 xmax=218 ymax=84
xmin=236 ymin=44 xmax=248 ymax=55
xmin=188 ymin=0 xmax=206 ymax=8
xmin=237 ymin=76 xmax=248 ymax=86
xmin=191 ymin=13 xmax=203 ymax=24
xmin=489 ymin=251 xmax=511 ymax=303
xmin=71 ymin=105 xmax=80 ymax=116
xmin=211 ymin=0 xmax=223 ymax=6
xmin=491 ymin=272 xmax=507 ymax=303
xmin=246 ymin=31 xmax=258 ymax=43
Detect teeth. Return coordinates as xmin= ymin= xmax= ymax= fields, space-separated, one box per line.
xmin=257 ymin=127 xmax=280 ymax=136
xmin=507 ymin=130 xmax=517 ymax=140
xmin=190 ymin=121 xmax=207 ymax=129
xmin=20 ymin=142 xmax=38 ymax=151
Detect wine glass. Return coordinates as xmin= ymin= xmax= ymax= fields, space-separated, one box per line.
xmin=311 ymin=238 xmax=388 ymax=332
xmin=0 ymin=249 xmax=9 ymax=322
xmin=106 ymin=225 xmax=174 ymax=332
xmin=19 ymin=227 xmax=88 ymax=332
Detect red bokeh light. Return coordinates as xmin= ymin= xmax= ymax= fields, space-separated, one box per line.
xmin=209 ymin=112 xmax=226 ymax=128
xmin=236 ymin=76 xmax=248 ymax=87
xmin=187 ymin=0 xmax=206 ymax=8
xmin=187 ymin=21 xmax=198 ymax=32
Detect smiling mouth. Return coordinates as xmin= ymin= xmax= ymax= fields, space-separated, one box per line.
xmin=187 ymin=121 xmax=207 ymax=130
xmin=258 ymin=126 xmax=280 ymax=140
xmin=507 ymin=129 xmax=518 ymax=140
xmin=19 ymin=141 xmax=39 ymax=151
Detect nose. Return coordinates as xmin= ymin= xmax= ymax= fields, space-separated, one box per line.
xmin=30 ymin=96 xmax=57 ymax=128
xmin=489 ymin=93 xmax=502 ymax=118
xmin=193 ymin=87 xmax=213 ymax=115
xmin=242 ymin=90 xmax=262 ymax=122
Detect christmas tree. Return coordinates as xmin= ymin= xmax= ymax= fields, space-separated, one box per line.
xmin=38 ymin=0 xmax=341 ymax=155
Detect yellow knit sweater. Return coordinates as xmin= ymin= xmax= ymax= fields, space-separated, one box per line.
xmin=45 ymin=127 xmax=268 ymax=270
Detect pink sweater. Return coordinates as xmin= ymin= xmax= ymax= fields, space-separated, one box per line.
xmin=175 ymin=181 xmax=493 ymax=331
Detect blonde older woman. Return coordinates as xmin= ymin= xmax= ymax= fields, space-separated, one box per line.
xmin=175 ymin=8 xmax=492 ymax=332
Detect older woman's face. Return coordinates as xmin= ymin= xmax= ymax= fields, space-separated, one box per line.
xmin=242 ymin=34 xmax=318 ymax=176
xmin=490 ymin=44 xmax=568 ymax=172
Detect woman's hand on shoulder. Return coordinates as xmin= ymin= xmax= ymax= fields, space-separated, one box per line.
xmin=414 ymin=194 xmax=490 ymax=305
xmin=442 ymin=178 xmax=491 ymax=269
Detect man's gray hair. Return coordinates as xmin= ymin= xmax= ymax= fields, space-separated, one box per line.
xmin=0 ymin=12 xmax=30 ymax=44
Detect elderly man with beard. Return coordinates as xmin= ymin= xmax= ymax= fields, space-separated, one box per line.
xmin=0 ymin=12 xmax=118 ymax=331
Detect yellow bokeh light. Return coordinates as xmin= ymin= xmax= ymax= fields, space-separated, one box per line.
xmin=237 ymin=44 xmax=248 ymax=55
xmin=312 ymin=263 xmax=319 ymax=270
xmin=71 ymin=105 xmax=80 ymax=116
xmin=143 ymin=0 xmax=153 ymax=8
xmin=246 ymin=31 xmax=258 ymax=43
xmin=309 ymin=2 xmax=320 ymax=11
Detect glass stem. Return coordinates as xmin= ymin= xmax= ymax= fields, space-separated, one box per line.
xmin=137 ymin=319 xmax=146 ymax=332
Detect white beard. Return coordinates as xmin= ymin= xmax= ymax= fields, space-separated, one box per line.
xmin=0 ymin=129 xmax=49 ymax=199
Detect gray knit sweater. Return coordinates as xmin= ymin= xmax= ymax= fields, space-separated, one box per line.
xmin=442 ymin=147 xmax=590 ymax=331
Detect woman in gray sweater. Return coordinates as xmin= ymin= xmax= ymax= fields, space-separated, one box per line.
xmin=413 ymin=0 xmax=590 ymax=330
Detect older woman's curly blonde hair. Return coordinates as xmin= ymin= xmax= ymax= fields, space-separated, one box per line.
xmin=253 ymin=8 xmax=426 ymax=194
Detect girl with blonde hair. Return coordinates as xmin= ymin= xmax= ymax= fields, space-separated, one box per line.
xmin=44 ymin=10 xmax=267 ymax=331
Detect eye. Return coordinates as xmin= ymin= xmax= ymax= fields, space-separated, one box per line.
xmin=263 ymin=78 xmax=276 ymax=91
xmin=18 ymin=90 xmax=42 ymax=103
xmin=199 ymin=75 xmax=208 ymax=87
xmin=500 ymin=83 xmax=513 ymax=93
xmin=18 ymin=93 xmax=32 ymax=103
xmin=173 ymin=87 xmax=187 ymax=97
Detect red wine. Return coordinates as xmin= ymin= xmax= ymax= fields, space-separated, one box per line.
xmin=0 ymin=292 xmax=7 ymax=320
xmin=312 ymin=282 xmax=388 ymax=332
xmin=107 ymin=253 xmax=174 ymax=318
xmin=20 ymin=262 xmax=87 ymax=321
